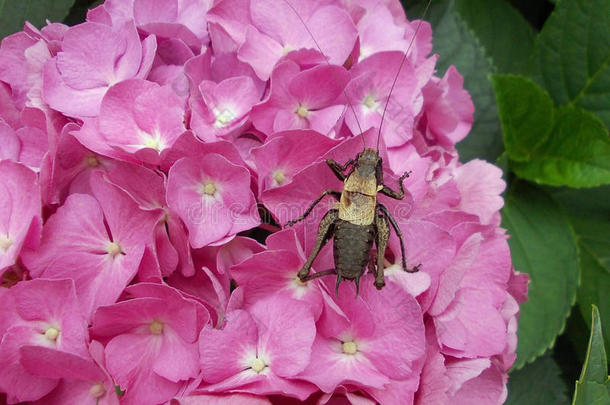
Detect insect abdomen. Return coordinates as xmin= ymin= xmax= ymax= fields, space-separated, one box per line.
xmin=333 ymin=219 xmax=375 ymax=280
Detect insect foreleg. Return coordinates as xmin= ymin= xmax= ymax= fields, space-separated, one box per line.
xmin=379 ymin=170 xmax=411 ymax=199
xmin=297 ymin=209 xmax=339 ymax=281
xmin=378 ymin=203 xmax=419 ymax=273
xmin=374 ymin=210 xmax=390 ymax=290
xmin=285 ymin=190 xmax=341 ymax=226
xmin=326 ymin=158 xmax=354 ymax=181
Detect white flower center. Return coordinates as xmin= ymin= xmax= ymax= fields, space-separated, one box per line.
xmin=144 ymin=137 xmax=162 ymax=151
xmin=106 ymin=242 xmax=123 ymax=257
xmin=214 ymin=108 xmax=236 ymax=127
xmin=140 ymin=129 xmax=165 ymax=152
xmin=89 ymin=382 xmax=106 ymax=398
xmin=295 ymin=105 xmax=308 ymax=118
xmin=282 ymin=44 xmax=295 ymax=55
xmin=362 ymin=94 xmax=377 ymax=110
xmin=342 ymin=340 xmax=358 ymax=355
xmin=44 ymin=327 xmax=60 ymax=341
xmin=200 ymin=182 xmax=217 ymax=196
xmin=273 ymin=170 xmax=286 ymax=185
xmin=149 ymin=320 xmax=164 ymax=335
xmin=0 ymin=235 xmax=13 ymax=252
xmin=251 ymin=357 xmax=266 ymax=373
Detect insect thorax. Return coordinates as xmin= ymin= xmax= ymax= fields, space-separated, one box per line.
xmin=338 ymin=191 xmax=377 ymax=225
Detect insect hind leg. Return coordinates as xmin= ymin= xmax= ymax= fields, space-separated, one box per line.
xmin=374 ymin=210 xmax=390 ymax=290
xmin=300 ymin=269 xmax=336 ymax=281
xmin=377 ymin=203 xmax=420 ymax=273
xmin=297 ymin=209 xmax=339 ymax=281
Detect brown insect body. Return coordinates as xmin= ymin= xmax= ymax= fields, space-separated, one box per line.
xmin=286 ymin=148 xmax=418 ymax=295
xmin=338 ymin=149 xmax=381 ymax=226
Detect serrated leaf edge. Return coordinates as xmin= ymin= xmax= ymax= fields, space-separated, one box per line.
xmin=507 ymin=188 xmax=581 ymax=371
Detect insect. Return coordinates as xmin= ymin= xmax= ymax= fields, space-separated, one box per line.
xmin=282 ymin=0 xmax=432 ymax=294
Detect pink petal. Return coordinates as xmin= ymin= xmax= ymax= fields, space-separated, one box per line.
xmin=249 ymin=296 xmax=316 ymax=377
xmin=0 ymin=326 xmax=58 ymax=403
xmin=251 ymin=130 xmax=339 ymax=194
xmin=154 ymin=327 xmax=200 ymax=382
xmin=0 ymin=160 xmax=40 ymax=271
xmin=171 ymin=393 xmax=272 ymax=405
xmin=19 ymin=346 xmax=102 ymax=381
xmin=297 ymin=335 xmax=389 ymax=393
xmin=238 ymin=26 xmax=284 ymax=80
xmin=167 ymin=155 xmax=259 ymax=248
xmin=454 ymin=160 xmax=505 ymax=225
xmin=434 ymin=288 xmax=507 ymax=358
xmin=199 ymin=309 xmax=258 ymax=384
xmin=105 ymin=333 xmax=180 ymax=405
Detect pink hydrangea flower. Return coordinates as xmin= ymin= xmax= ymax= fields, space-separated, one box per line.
xmin=97 ymin=0 xmax=212 ymax=47
xmin=0 ymin=279 xmax=89 ymax=403
xmin=0 ymin=0 xmax=528 ymax=403
xmin=166 ymin=154 xmax=259 ymax=248
xmin=297 ymin=281 xmax=424 ymax=400
xmin=198 ymin=295 xmax=317 ymax=400
xmin=91 ymin=283 xmax=209 ymax=405
xmin=31 ymin=341 xmax=120 ymax=405
xmin=81 ymin=79 xmax=186 ymax=164
xmin=251 ymin=130 xmax=339 ymax=194
xmin=43 ymin=21 xmax=156 ymax=117
xmin=190 ymin=75 xmax=260 ymax=141
xmin=0 ymin=160 xmax=41 ymax=274
xmin=250 ymin=62 xmax=350 ymax=135
xmin=22 ymin=172 xmax=161 ymax=320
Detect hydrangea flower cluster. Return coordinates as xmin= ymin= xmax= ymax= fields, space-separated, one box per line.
xmin=0 ymin=0 xmax=528 ymax=404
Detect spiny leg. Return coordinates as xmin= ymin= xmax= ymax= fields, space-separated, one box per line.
xmin=379 ymin=170 xmax=411 ymax=199
xmin=378 ymin=203 xmax=419 ymax=273
xmin=326 ymin=158 xmax=354 ymax=181
xmin=374 ymin=210 xmax=390 ymax=290
xmin=297 ymin=209 xmax=338 ymax=280
xmin=285 ymin=190 xmax=340 ymax=226
xmin=300 ymin=269 xmax=336 ymax=281
xmin=367 ymin=254 xmax=376 ymax=275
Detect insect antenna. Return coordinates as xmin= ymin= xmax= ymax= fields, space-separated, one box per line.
xmin=280 ymin=0 xmax=366 ymax=150
xmin=377 ymin=0 xmax=434 ymax=151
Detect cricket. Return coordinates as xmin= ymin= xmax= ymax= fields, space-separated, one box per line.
xmin=282 ymin=0 xmax=432 ymax=294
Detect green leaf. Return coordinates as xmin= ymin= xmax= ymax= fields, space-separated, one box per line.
xmin=572 ymin=381 xmax=610 ymax=405
xmin=572 ymin=306 xmax=610 ymax=405
xmin=492 ymin=74 xmax=610 ymax=187
xmin=578 ymin=248 xmax=610 ymax=356
xmin=554 ymin=185 xmax=610 ymax=356
xmin=407 ymin=0 xmax=503 ymax=162
xmin=455 ymin=0 xmax=535 ymax=74
xmin=580 ymin=306 xmax=608 ymax=384
xmin=533 ymin=0 xmax=610 ymax=128
xmin=502 ymin=181 xmax=579 ymax=369
xmin=506 ymin=354 xmax=569 ymax=405
xmin=511 ymin=106 xmax=610 ymax=187
xmin=491 ymin=74 xmax=555 ymax=161
xmin=0 ymin=0 xmax=76 ymax=38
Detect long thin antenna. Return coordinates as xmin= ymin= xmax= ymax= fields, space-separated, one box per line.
xmin=280 ymin=0 xmax=366 ymax=149
xmin=377 ymin=0 xmax=433 ymax=150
